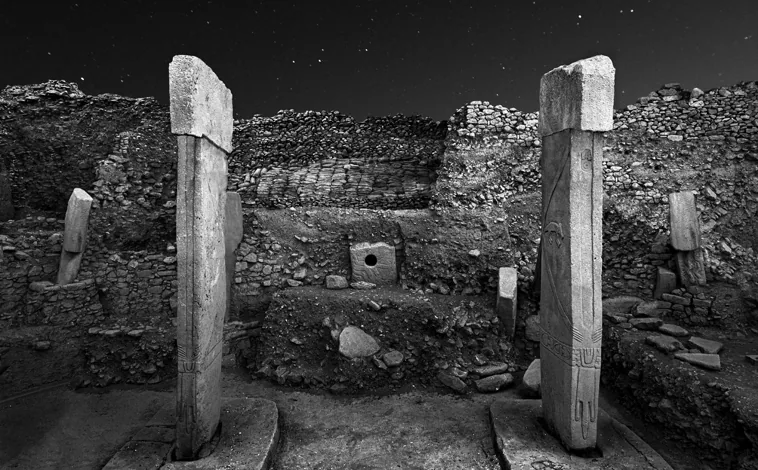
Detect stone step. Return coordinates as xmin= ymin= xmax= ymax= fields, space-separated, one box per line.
xmin=674 ymin=352 xmax=721 ymax=371
xmin=687 ymin=337 xmax=723 ymax=355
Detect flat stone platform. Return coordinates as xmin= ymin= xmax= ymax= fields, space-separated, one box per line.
xmin=103 ymin=397 xmax=279 ymax=470
xmin=490 ymin=399 xmax=673 ymax=470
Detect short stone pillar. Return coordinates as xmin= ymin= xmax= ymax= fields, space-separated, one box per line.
xmin=170 ymin=55 xmax=232 ymax=460
xmin=538 ymin=55 xmax=614 ymax=451
xmin=224 ymin=191 xmax=243 ymax=321
xmin=350 ymin=242 xmax=397 ymax=285
xmin=496 ymin=267 xmax=518 ymax=338
xmin=669 ymin=191 xmax=706 ymax=288
xmin=57 ymin=188 xmax=93 ymax=285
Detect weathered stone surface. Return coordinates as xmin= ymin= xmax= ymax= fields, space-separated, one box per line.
xmin=538 ymin=57 xmax=610 ymax=450
xmin=646 ymin=334 xmax=684 ymax=353
xmin=61 ymin=188 xmax=93 ymax=252
xmin=490 ymin=400 xmax=674 ymax=470
xmin=674 ymin=353 xmax=721 ymax=371
xmin=383 ymin=350 xmax=404 ymax=367
xmin=169 ymin=55 xmax=233 ymax=152
xmin=224 ymin=192 xmax=243 ymax=321
xmin=629 ymin=317 xmax=663 ymax=330
xmin=524 ymin=314 xmax=540 ymax=342
xmin=349 ymin=242 xmax=397 ymax=285
xmin=654 ymin=267 xmax=677 ymax=299
xmin=171 ymin=55 xmax=231 ymax=461
xmin=668 ymin=191 xmax=701 ymax=251
xmin=338 ymin=326 xmax=380 ymax=358
xmin=495 ymin=267 xmax=518 ymax=338
xmin=687 ymin=336 xmax=724 ymax=354
xmin=437 ymin=371 xmax=467 ymax=394
xmin=325 ymin=275 xmax=348 ymax=289
xmin=658 ymin=324 xmax=689 ymax=337
xmin=602 ymin=296 xmax=643 ymax=316
xmin=634 ymin=300 xmax=665 ymax=318
xmin=472 ymin=362 xmax=509 ymax=377
xmin=475 ymin=373 xmax=514 ymax=392
xmin=350 ymin=281 xmax=376 ymax=290
xmin=522 ymin=359 xmax=541 ymax=397
xmin=538 ymin=55 xmax=615 ymax=136
xmin=56 ymin=250 xmax=84 ymax=286
xmin=676 ymin=249 xmax=707 ymax=287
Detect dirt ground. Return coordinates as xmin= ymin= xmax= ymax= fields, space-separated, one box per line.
xmin=0 ymin=361 xmax=706 ymax=470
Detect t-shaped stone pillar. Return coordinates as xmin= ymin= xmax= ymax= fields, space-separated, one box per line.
xmin=538 ymin=55 xmax=614 ymax=451
xmin=170 ymin=55 xmax=232 ymax=460
xmin=57 ymin=188 xmax=93 ymax=285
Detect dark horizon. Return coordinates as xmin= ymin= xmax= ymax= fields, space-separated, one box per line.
xmin=2 ymin=1 xmax=757 ymax=121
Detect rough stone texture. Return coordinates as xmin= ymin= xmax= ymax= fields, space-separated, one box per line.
xmin=474 ymin=373 xmax=514 ymax=392
xmin=522 ymin=359 xmax=541 ymax=397
xmin=602 ymin=295 xmax=643 ymax=315
xmin=654 ymin=267 xmax=677 ymax=299
xmin=645 ymin=334 xmax=684 ymax=353
xmin=495 ymin=267 xmax=518 ymax=338
xmin=350 ymin=281 xmax=377 ymax=290
xmin=629 ymin=317 xmax=663 ymax=330
xmin=171 ymin=55 xmax=231 ymax=461
xmin=383 ymin=350 xmax=404 ymax=367
xmin=674 ymin=352 xmax=721 ymax=371
xmin=325 ymin=275 xmax=348 ymax=289
xmin=676 ymin=249 xmax=707 ymax=288
xmin=524 ymin=314 xmax=540 ymax=342
xmin=0 ymin=160 xmax=13 ymax=221
xmin=668 ymin=191 xmax=701 ymax=251
xmin=169 ymin=55 xmax=233 ymax=153
xmin=687 ymin=336 xmax=724 ymax=354
xmin=539 ymin=56 xmax=611 ymax=449
xmin=658 ymin=324 xmax=689 ymax=337
xmin=437 ymin=371 xmax=467 ymax=394
xmin=338 ymin=326 xmax=380 ymax=358
xmin=538 ymin=55 xmax=615 ymax=136
xmin=224 ymin=192 xmax=243 ymax=321
xmin=490 ymin=400 xmax=674 ymax=470
xmin=472 ymin=362 xmax=509 ymax=377
xmin=349 ymin=241 xmax=397 ymax=285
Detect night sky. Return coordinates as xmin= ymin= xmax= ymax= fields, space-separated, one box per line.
xmin=2 ymin=1 xmax=756 ymax=121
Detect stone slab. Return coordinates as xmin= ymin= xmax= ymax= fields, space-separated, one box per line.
xmin=538 ymin=55 xmax=615 ymax=136
xmin=349 ymin=242 xmax=397 ymax=285
xmin=674 ymin=352 xmax=721 ymax=371
xmin=687 ymin=337 xmax=723 ymax=354
xmin=169 ymin=55 xmax=233 ymax=152
xmin=224 ymin=191 xmax=243 ymax=321
xmin=675 ymin=249 xmax=706 ymax=288
xmin=630 ymin=317 xmax=663 ymax=330
xmin=175 ymin=135 xmax=228 ymax=459
xmin=490 ymin=399 xmax=673 ymax=470
xmin=658 ymin=324 xmax=689 ymax=337
xmin=668 ymin=191 xmax=701 ymax=251
xmin=475 ymin=373 xmax=514 ymax=393
xmin=646 ymin=334 xmax=684 ymax=353
xmin=163 ymin=398 xmax=279 ymax=470
xmin=602 ymin=296 xmax=643 ymax=316
xmin=61 ymin=188 xmax=93 ymax=252
xmin=539 ymin=128 xmax=604 ymax=450
xmin=496 ymin=267 xmax=518 ymax=338
xmin=654 ymin=267 xmax=677 ymax=299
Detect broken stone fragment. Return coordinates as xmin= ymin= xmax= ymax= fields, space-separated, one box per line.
xmin=654 ymin=267 xmax=677 ymax=300
xmin=629 ymin=317 xmax=663 ymax=330
xmin=382 ymin=350 xmax=404 ymax=367
xmin=646 ymin=335 xmax=684 ymax=353
xmin=674 ymin=352 xmax=721 ymax=371
xmin=349 ymin=242 xmax=397 ymax=285
xmin=474 ymin=373 xmax=514 ymax=393
xmin=472 ymin=362 xmax=509 ymax=377
xmin=350 ymin=281 xmax=376 ymax=290
xmin=524 ymin=315 xmax=540 ymax=342
xmin=521 ymin=359 xmax=541 ymax=398
xmin=668 ymin=191 xmax=701 ymax=251
xmin=325 ymin=275 xmax=348 ymax=289
xmin=602 ymin=296 xmax=644 ymax=316
xmin=437 ymin=372 xmax=467 ymax=394
xmin=338 ymin=326 xmax=380 ymax=358
xmin=687 ymin=337 xmax=724 ymax=355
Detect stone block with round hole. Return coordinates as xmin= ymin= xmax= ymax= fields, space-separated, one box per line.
xmin=349 ymin=242 xmax=397 ymax=285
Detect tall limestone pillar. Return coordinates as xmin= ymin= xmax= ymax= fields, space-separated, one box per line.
xmin=538 ymin=55 xmax=614 ymax=451
xmin=169 ymin=55 xmax=233 ymax=460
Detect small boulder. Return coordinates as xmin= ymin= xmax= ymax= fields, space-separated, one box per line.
xmin=475 ymin=373 xmax=514 ymax=393
xmin=438 ymin=372 xmax=467 ymax=394
xmin=338 ymin=326 xmax=380 ymax=358
xmin=524 ymin=315 xmax=541 ymax=342
xmin=326 ymin=275 xmax=348 ymax=290
xmin=658 ymin=324 xmax=689 ymax=337
xmin=646 ymin=335 xmax=684 ymax=353
xmin=522 ymin=359 xmax=541 ymax=398
xmin=472 ymin=362 xmax=509 ymax=377
xmin=383 ymin=350 xmax=404 ymax=367
xmin=674 ymin=353 xmax=721 ymax=371
xmin=630 ymin=317 xmax=663 ymax=330
xmin=350 ymin=281 xmax=377 ymax=290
